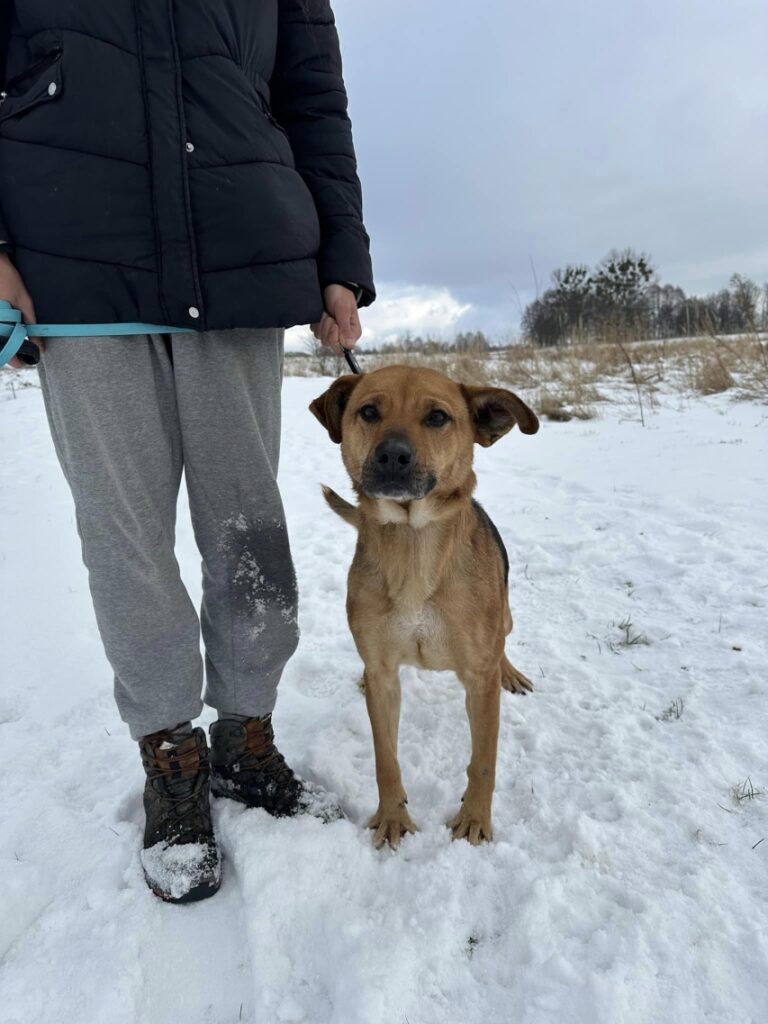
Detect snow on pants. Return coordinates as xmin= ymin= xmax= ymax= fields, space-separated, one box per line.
xmin=37 ymin=329 xmax=300 ymax=740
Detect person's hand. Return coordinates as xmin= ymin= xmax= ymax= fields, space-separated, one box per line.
xmin=311 ymin=284 xmax=362 ymax=356
xmin=0 ymin=253 xmax=42 ymax=369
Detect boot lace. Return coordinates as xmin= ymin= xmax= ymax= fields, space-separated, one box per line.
xmin=141 ymin=735 xmax=211 ymax=838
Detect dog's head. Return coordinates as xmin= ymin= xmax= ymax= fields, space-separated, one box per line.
xmin=310 ymin=365 xmax=538 ymax=503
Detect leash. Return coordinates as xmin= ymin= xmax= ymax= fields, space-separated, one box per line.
xmin=342 ymin=347 xmax=362 ymax=375
xmin=1 ymin=299 xmax=365 ymax=372
xmin=0 ymin=300 xmax=186 ymax=367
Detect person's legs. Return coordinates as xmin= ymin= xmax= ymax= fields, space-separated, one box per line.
xmin=169 ymin=328 xmax=300 ymax=720
xmin=38 ymin=329 xmax=333 ymax=874
xmin=37 ymin=334 xmax=205 ymax=739
xmin=168 ymin=328 xmax=341 ymax=822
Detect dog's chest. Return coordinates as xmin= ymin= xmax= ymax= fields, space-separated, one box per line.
xmin=392 ymin=601 xmax=452 ymax=671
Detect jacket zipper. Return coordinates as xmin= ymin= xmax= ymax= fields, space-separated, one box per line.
xmin=165 ymin=0 xmax=205 ymax=322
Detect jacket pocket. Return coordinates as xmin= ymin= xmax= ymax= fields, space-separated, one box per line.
xmin=263 ymin=105 xmax=288 ymax=139
xmin=0 ymin=46 xmax=64 ymax=125
xmin=251 ymin=88 xmax=289 ymax=139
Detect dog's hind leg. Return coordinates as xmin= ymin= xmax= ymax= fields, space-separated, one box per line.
xmin=501 ymin=654 xmax=533 ymax=695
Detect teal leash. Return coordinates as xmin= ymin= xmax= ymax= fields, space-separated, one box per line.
xmin=0 ymin=300 xmax=186 ymax=367
xmin=1 ymin=299 xmax=365 ymax=373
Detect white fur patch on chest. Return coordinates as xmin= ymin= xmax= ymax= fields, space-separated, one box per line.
xmin=376 ymin=499 xmax=409 ymax=525
xmin=407 ymin=502 xmax=435 ymax=530
xmin=375 ymin=499 xmax=436 ymax=529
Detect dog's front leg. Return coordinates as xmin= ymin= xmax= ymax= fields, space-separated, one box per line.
xmin=449 ymin=669 xmax=501 ymax=844
xmin=363 ymin=663 xmax=418 ymax=848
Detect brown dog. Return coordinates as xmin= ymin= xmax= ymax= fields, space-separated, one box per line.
xmin=310 ymin=365 xmax=539 ymax=847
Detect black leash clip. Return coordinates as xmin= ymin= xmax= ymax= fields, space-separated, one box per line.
xmin=16 ymin=338 xmax=41 ymax=366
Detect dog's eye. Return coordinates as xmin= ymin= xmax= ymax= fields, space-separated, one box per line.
xmin=425 ymin=409 xmax=450 ymax=428
xmin=358 ymin=404 xmax=380 ymax=423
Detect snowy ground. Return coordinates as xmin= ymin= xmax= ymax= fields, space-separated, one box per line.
xmin=1 ymin=369 xmax=767 ymax=1024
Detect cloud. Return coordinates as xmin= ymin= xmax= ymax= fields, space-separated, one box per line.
xmin=283 ymin=0 xmax=766 ymax=350
xmin=330 ymin=0 xmax=767 ymax=329
xmin=285 ymin=282 xmax=472 ymax=351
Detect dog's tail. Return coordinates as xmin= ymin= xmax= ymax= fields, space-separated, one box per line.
xmin=322 ymin=486 xmax=360 ymax=529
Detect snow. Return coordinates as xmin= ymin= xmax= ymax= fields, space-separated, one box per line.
xmin=140 ymin=840 xmax=221 ymax=902
xmin=1 ymin=369 xmax=767 ymax=1023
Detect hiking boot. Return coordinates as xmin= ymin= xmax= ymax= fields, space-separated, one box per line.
xmin=209 ymin=715 xmax=342 ymax=822
xmin=139 ymin=726 xmax=222 ymax=903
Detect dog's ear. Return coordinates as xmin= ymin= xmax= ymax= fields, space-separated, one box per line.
xmin=309 ymin=375 xmax=361 ymax=444
xmin=461 ymin=386 xmax=539 ymax=447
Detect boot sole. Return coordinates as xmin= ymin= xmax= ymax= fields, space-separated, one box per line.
xmin=144 ymin=869 xmax=222 ymax=904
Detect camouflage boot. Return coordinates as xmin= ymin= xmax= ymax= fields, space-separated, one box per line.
xmin=209 ymin=715 xmax=342 ymax=822
xmin=139 ymin=726 xmax=221 ymax=903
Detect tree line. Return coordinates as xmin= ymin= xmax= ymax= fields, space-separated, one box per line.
xmin=521 ymin=249 xmax=767 ymax=346
xmin=365 ymin=330 xmax=492 ymax=355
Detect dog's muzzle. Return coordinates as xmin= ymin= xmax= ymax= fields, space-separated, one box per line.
xmin=361 ymin=435 xmax=436 ymax=501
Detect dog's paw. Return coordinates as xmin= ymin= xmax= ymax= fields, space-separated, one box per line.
xmin=501 ymin=659 xmax=533 ymax=695
xmin=368 ymin=804 xmax=419 ymax=849
xmin=448 ymin=803 xmax=493 ymax=845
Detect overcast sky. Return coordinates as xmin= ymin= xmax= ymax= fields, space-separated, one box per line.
xmin=297 ymin=0 xmax=767 ymax=346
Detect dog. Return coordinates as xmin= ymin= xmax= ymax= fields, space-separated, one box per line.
xmin=310 ymin=365 xmax=539 ymax=847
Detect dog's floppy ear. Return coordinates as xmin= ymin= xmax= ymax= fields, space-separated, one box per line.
xmin=309 ymin=374 xmax=361 ymax=444
xmin=461 ymin=385 xmax=539 ymax=446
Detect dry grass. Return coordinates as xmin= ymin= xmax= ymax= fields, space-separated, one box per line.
xmin=731 ymin=777 xmax=764 ymax=804
xmin=656 ymin=698 xmax=685 ymax=722
xmin=534 ymin=384 xmax=600 ymax=422
xmin=703 ymin=334 xmax=768 ymax=400
xmin=690 ymin=353 xmax=735 ymax=395
xmin=283 ymin=332 xmax=768 ymax=421
xmin=363 ymin=351 xmax=496 ymax=386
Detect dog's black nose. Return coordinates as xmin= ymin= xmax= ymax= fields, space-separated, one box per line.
xmin=374 ymin=437 xmax=413 ymax=478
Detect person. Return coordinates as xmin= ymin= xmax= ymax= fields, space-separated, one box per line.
xmin=0 ymin=1 xmax=375 ymax=903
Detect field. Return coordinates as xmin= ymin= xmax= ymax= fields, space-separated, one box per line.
xmin=287 ymin=332 xmax=768 ymax=425
xmin=1 ymin=356 xmax=766 ymax=1023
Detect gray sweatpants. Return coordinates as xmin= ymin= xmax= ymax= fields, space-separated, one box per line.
xmin=37 ymin=329 xmax=299 ymax=740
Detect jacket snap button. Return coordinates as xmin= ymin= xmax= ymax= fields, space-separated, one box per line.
xmin=188 ymin=306 xmax=200 ymax=319
xmin=48 ymin=82 xmax=57 ymax=96
xmin=185 ymin=142 xmax=195 ymax=153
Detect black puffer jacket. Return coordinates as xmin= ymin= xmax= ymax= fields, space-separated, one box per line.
xmin=0 ymin=1 xmax=375 ymax=329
